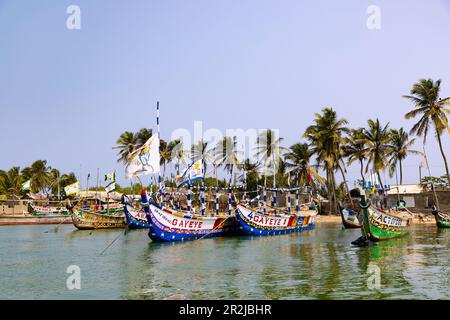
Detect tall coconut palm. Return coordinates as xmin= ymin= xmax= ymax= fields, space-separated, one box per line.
xmin=345 ymin=128 xmax=367 ymax=186
xmin=114 ymin=131 xmax=137 ymax=164
xmin=135 ymin=128 xmax=153 ymax=149
xmin=49 ymin=169 xmax=77 ymax=199
xmin=304 ymin=108 xmax=350 ymax=212
xmin=159 ymin=139 xmax=172 ymax=177
xmin=21 ymin=160 xmax=52 ymax=194
xmin=0 ymin=167 xmax=24 ymax=199
xmin=361 ymin=119 xmax=393 ymax=190
xmin=255 ymin=129 xmax=286 ymax=187
xmin=191 ymin=139 xmax=213 ymax=176
xmin=389 ymin=128 xmax=421 ymax=184
xmin=403 ymin=78 xmax=450 ymax=182
xmin=215 ymin=136 xmax=241 ymax=185
xmin=284 ymin=142 xmax=323 ymax=186
xmin=169 ymin=139 xmax=185 ymax=176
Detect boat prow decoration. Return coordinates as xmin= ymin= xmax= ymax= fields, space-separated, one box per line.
xmin=339 ymin=204 xmax=362 ymax=229
xmin=235 ymin=204 xmax=317 ymax=236
xmin=147 ymin=201 xmax=237 ymax=242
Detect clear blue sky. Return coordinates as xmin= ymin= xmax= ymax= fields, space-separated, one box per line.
xmin=1 ymin=0 xmax=449 ymax=188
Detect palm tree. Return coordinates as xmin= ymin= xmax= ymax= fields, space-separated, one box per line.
xmin=0 ymin=167 xmax=24 ymax=199
xmin=135 ymin=128 xmax=153 ymax=149
xmin=361 ymin=119 xmax=392 ymax=190
xmin=170 ymin=139 xmax=185 ymax=176
xmin=345 ymin=128 xmax=367 ymax=186
xmin=255 ymin=129 xmax=286 ymax=187
xmin=21 ymin=160 xmax=52 ymax=194
xmin=284 ymin=142 xmax=323 ymax=186
xmin=237 ymin=158 xmax=260 ymax=191
xmin=191 ymin=139 xmax=212 ymax=175
xmin=49 ymin=169 xmax=77 ymax=199
xmin=159 ymin=139 xmax=172 ymax=177
xmin=114 ymin=128 xmax=153 ymax=165
xmin=215 ymin=136 xmax=241 ymax=185
xmin=304 ymin=108 xmax=350 ymax=212
xmin=114 ymin=131 xmax=137 ymax=164
xmin=403 ymin=78 xmax=450 ymax=182
xmin=389 ymin=128 xmax=421 ymax=184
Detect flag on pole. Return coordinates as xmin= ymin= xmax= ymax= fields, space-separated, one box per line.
xmin=105 ymin=172 xmax=116 ymax=182
xmin=22 ymin=180 xmax=31 ymax=191
xmin=177 ymin=160 xmax=204 ymax=187
xmin=64 ymin=182 xmax=79 ymax=196
xmin=104 ymin=171 xmax=116 ymax=193
xmin=105 ymin=181 xmax=116 ymax=193
xmin=126 ymin=136 xmax=160 ymax=179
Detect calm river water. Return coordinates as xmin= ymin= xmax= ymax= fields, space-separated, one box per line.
xmin=0 ymin=222 xmax=449 ymax=299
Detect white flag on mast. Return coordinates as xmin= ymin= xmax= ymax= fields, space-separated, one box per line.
xmin=126 ymin=136 xmax=160 ymax=179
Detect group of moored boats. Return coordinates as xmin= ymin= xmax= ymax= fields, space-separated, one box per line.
xmin=67 ymin=188 xmax=319 ymax=242
xmin=58 ymin=185 xmax=449 ymax=246
xmin=19 ymin=102 xmax=449 ymax=245
xmin=339 ymin=190 xmax=449 ymax=245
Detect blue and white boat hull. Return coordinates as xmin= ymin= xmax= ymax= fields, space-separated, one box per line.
xmin=235 ymin=204 xmax=317 ymax=236
xmin=124 ymin=203 xmax=149 ymax=229
xmin=147 ymin=202 xmax=237 ymax=242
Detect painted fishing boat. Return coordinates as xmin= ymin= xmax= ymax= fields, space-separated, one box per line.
xmin=339 ymin=204 xmax=361 ymax=229
xmin=235 ymin=203 xmax=317 ymax=236
xmin=123 ymin=194 xmax=149 ymax=229
xmin=29 ymin=202 xmax=69 ymax=215
xmin=70 ymin=207 xmax=126 ymax=230
xmin=358 ymin=194 xmax=411 ymax=242
xmin=432 ymin=209 xmax=450 ymax=228
xmin=146 ymin=198 xmax=237 ymax=242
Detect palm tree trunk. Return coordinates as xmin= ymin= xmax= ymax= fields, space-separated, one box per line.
xmin=377 ymin=170 xmax=386 ymax=209
xmin=436 ymin=132 xmax=450 ymax=183
xmin=399 ymin=159 xmax=403 ymax=185
xmin=377 ymin=171 xmax=384 ymax=190
xmin=330 ymin=170 xmax=338 ymax=215
xmin=338 ymin=163 xmax=354 ymax=207
xmin=359 ymin=159 xmax=365 ymax=186
xmin=326 ymin=168 xmax=332 ymax=215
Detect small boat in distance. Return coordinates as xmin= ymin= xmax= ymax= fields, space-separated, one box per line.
xmin=432 ymin=208 xmax=450 ymax=228
xmin=338 ymin=203 xmax=361 ymax=229
xmin=29 ymin=202 xmax=69 ymax=215
xmin=69 ymin=206 xmax=126 ymax=230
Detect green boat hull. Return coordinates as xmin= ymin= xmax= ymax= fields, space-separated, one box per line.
xmin=433 ymin=210 xmax=450 ymax=228
xmin=359 ymin=195 xmax=410 ymax=242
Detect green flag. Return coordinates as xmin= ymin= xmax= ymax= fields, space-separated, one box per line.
xmin=22 ymin=180 xmax=31 ymax=191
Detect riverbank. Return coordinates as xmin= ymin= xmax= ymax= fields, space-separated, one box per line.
xmin=0 ymin=215 xmax=72 ymax=225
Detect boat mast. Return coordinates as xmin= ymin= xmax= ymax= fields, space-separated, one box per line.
xmin=156 ymin=101 xmax=163 ymax=205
